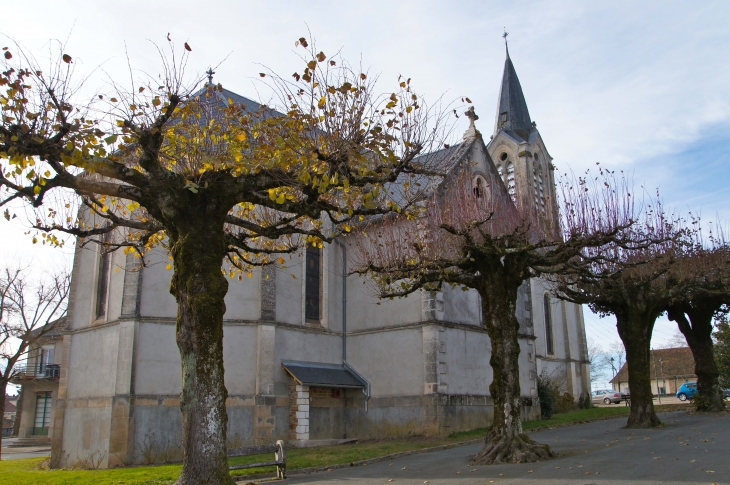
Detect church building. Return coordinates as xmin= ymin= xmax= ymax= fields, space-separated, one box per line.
xmin=15 ymin=48 xmax=591 ymax=468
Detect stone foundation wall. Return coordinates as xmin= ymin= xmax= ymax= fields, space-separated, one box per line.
xmin=343 ymin=393 xmax=540 ymax=439
xmin=54 ymin=389 xmax=539 ymax=467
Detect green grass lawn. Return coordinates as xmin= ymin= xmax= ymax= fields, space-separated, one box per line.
xmin=0 ymin=405 xmax=684 ymax=485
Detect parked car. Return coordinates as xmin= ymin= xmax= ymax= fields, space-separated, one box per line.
xmin=676 ymin=382 xmax=697 ymax=401
xmin=591 ymin=389 xmax=626 ymax=404
xmin=676 ymin=382 xmax=730 ymax=401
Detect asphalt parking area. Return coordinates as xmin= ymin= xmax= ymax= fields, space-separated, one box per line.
xmin=278 ymin=411 xmax=729 ymax=485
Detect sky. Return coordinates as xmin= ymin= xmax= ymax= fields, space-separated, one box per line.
xmin=2 ymin=1 xmax=729 ymax=388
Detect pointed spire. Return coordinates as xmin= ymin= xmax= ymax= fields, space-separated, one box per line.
xmin=493 ymin=38 xmax=533 ymax=141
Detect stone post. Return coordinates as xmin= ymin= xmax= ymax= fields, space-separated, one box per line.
xmin=293 ymin=385 xmax=310 ymax=441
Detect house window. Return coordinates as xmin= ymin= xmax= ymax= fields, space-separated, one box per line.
xmin=33 ymin=391 xmax=52 ymax=436
xmin=305 ymin=245 xmax=321 ymax=321
xmin=544 ymin=294 xmax=554 ymax=355
xmin=39 ymin=346 xmax=55 ymax=374
xmin=96 ymin=233 xmax=112 ymax=319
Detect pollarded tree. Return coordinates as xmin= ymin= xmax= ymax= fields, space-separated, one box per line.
xmin=666 ymin=240 xmax=730 ymax=411
xmin=0 ymin=37 xmax=451 ymax=484
xmin=554 ymin=211 xmax=689 ymax=428
xmin=352 ymin=145 xmax=642 ymax=464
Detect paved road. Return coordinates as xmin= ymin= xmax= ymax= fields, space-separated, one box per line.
xmin=282 ymin=411 xmax=729 ymax=485
xmin=0 ymin=438 xmax=51 ymax=461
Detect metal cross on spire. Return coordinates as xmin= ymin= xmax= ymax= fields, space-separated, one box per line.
xmin=206 ymin=68 xmax=215 ymax=85
xmin=502 ymin=29 xmax=509 ymax=56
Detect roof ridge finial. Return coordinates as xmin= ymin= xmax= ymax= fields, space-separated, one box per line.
xmin=463 ymin=106 xmax=480 ymax=140
xmin=206 ymin=68 xmax=215 ymax=86
xmin=502 ymin=28 xmax=509 ymax=58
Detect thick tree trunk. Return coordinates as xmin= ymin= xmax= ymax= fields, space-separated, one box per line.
xmin=669 ymin=305 xmax=725 ymax=412
xmin=616 ymin=312 xmax=661 ymax=428
xmin=472 ymin=277 xmax=555 ymax=465
xmin=169 ymin=222 xmax=234 ymax=485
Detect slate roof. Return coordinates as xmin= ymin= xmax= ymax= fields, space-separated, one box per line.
xmin=493 ymin=50 xmax=534 ymax=141
xmin=196 ymin=85 xmax=269 ymax=113
xmin=29 ymin=316 xmax=67 ymax=340
xmin=610 ymin=347 xmax=696 ymax=383
xmin=281 ymin=360 xmax=368 ymax=388
xmin=382 ymin=139 xmax=475 ymax=208
xmin=191 ymin=82 xmax=478 ymax=210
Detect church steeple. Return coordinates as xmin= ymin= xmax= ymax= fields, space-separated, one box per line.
xmin=493 ymin=42 xmax=533 ymax=141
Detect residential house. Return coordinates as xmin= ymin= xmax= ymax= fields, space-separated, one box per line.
xmin=9 ymin=318 xmax=66 ymax=444
xmin=610 ymin=347 xmax=696 ymax=395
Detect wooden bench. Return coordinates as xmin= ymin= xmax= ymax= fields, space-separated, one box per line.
xmin=624 ymin=394 xmax=631 ymax=406
xmin=228 ymin=440 xmax=286 ymax=479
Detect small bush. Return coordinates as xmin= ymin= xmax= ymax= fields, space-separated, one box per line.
xmin=554 ymin=392 xmax=576 ymax=414
xmin=537 ymin=371 xmax=555 ymax=419
xmin=537 ymin=369 xmax=578 ymax=417
xmin=577 ymin=391 xmax=593 ymax=409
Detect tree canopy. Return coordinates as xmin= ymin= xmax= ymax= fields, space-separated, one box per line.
xmin=1 ymin=36 xmax=454 ymax=484
xmin=352 ymin=155 xmax=644 ymax=462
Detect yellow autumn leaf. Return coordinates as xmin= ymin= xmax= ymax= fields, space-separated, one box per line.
xmin=318 ymin=96 xmax=326 ymax=108
xmin=166 ymin=264 xmax=173 ymax=270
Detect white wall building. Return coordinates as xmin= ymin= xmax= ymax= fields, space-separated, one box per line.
xmin=34 ymin=48 xmax=590 ymax=468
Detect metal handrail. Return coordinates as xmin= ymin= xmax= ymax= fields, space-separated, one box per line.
xmin=10 ymin=363 xmax=60 ymax=379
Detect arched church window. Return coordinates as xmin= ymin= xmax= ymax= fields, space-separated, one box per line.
xmin=500 ymin=152 xmax=508 ymax=162
xmin=305 ymin=245 xmax=321 ymax=321
xmin=506 ymin=161 xmax=516 ymax=201
xmin=473 ymin=176 xmax=486 ymax=198
xmin=96 ymin=232 xmax=112 ymax=319
xmin=544 ymin=294 xmax=554 ymax=355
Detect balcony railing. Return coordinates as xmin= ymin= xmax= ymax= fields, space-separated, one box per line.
xmin=10 ymin=363 xmax=61 ymax=382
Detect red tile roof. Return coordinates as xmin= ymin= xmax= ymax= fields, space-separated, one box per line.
xmin=610 ymin=347 xmax=696 ymax=383
xmin=4 ymin=395 xmax=17 ymax=413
